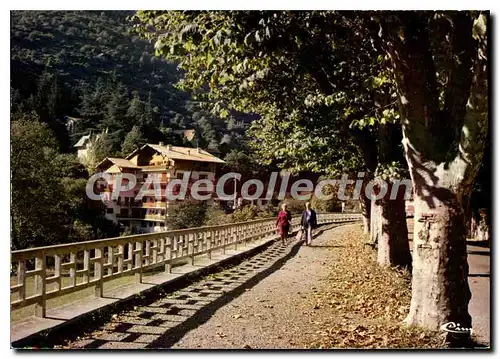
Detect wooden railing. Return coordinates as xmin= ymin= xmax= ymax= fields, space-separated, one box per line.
xmin=10 ymin=213 xmax=361 ymax=317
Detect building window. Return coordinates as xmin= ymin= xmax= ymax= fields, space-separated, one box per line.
xmin=142 ymin=197 xmax=147 ymax=203
xmin=160 ymin=222 xmax=165 ymax=227
xmin=117 ymin=197 xmax=121 ymax=205
xmin=124 ymin=197 xmax=129 ymax=205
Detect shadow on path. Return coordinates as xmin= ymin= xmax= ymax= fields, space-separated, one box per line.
xmin=467 ymin=250 xmax=490 ymax=256
xmin=19 ymin=223 xmax=348 ymax=349
xmin=468 ymin=273 xmax=490 ymax=278
xmin=145 ymin=240 xmax=304 ymax=348
xmin=466 ymin=240 xmax=490 ymax=248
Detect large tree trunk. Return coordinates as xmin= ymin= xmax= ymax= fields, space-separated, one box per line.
xmin=369 ymin=195 xmax=380 ymax=242
xmin=377 ymin=184 xmax=412 ymax=268
xmin=405 ymin=173 xmax=471 ymax=330
xmin=350 ymin=127 xmax=378 ymax=235
xmin=372 ymin=120 xmax=411 ymax=267
xmin=383 ymin=12 xmax=488 ymax=336
xmin=361 ymin=191 xmax=371 ymax=234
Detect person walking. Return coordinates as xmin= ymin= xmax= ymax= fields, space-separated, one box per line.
xmin=301 ymin=202 xmax=317 ymax=246
xmin=276 ymin=203 xmax=292 ymax=245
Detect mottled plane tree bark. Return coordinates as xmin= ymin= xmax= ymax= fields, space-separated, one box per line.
xmin=379 ymin=11 xmax=488 ymax=334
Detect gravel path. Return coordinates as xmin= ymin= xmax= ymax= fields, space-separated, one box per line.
xmin=171 ymin=224 xmax=342 ymax=349
xmin=52 ymin=222 xmax=490 ymax=349
xmin=64 ymin=223 xmax=347 ymax=349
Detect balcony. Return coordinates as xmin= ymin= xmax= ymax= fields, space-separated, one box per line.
xmin=141 ymin=201 xmax=166 ymax=208
xmin=144 ymin=214 xmax=165 ymax=221
xmin=132 ymin=201 xmax=166 ymax=208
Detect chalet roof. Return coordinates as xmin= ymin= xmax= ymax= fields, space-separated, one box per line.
xmin=96 ymin=157 xmax=140 ymax=171
xmin=74 ymin=134 xmax=91 ymax=148
xmin=126 ymin=144 xmax=225 ymax=164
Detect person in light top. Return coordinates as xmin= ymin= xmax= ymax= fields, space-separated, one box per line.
xmin=301 ymin=202 xmax=317 ymax=246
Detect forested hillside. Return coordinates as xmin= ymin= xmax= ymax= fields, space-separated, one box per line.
xmin=10 ymin=10 xmax=260 ymax=249
xmin=11 ymin=10 xmax=252 ymax=157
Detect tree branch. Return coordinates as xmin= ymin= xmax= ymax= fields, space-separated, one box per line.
xmin=443 ymin=12 xmax=476 ymax=139
xmin=384 ymin=12 xmax=443 ymax=160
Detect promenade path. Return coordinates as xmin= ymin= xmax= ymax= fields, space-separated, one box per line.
xmin=31 ymin=223 xmax=489 ymax=349
xmin=59 ymin=223 xmax=350 ymax=349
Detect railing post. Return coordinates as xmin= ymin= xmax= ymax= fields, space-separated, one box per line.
xmin=69 ymin=252 xmax=76 ymax=288
xmin=135 ymin=241 xmax=143 ymax=283
xmin=189 ymin=233 xmax=195 ymax=265
xmin=127 ymin=243 xmax=133 ymax=271
xmin=165 ymin=237 xmax=172 ymax=273
xmin=234 ymin=226 xmax=238 ymax=251
xmin=108 ymin=246 xmax=114 ymax=276
xmin=208 ymin=231 xmax=213 ymax=260
xmin=83 ymin=250 xmax=90 ymax=284
xmin=17 ymin=260 xmax=26 ymax=302
xmin=161 ymin=237 xmax=166 ymax=263
xmin=54 ymin=255 xmax=61 ymax=292
xmin=145 ymin=240 xmax=151 ymax=267
xmin=222 ymin=228 xmax=227 ymax=255
xmin=34 ymin=253 xmax=46 ymax=318
xmin=95 ymin=247 xmax=104 ymax=297
xmin=117 ymin=244 xmax=124 ymax=274
xmin=152 ymin=239 xmax=158 ymax=265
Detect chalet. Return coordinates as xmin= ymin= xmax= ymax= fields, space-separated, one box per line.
xmin=96 ymin=143 xmax=225 ymax=233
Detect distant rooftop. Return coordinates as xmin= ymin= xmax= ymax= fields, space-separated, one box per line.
xmin=74 ymin=134 xmax=91 ymax=148
xmin=96 ymin=157 xmax=140 ymax=170
xmin=127 ymin=143 xmax=225 ymax=164
xmin=148 ymin=144 xmax=225 ymax=164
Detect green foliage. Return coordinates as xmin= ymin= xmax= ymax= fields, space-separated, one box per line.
xmin=132 ymin=11 xmax=394 ymax=176
xmin=374 ymin=161 xmax=409 ymax=182
xmin=11 ymin=10 xmax=254 ymax=159
xmin=121 ymin=125 xmax=146 ymax=157
xmin=222 ymin=149 xmax=264 ymax=178
xmin=204 ymin=205 xmax=232 ymax=226
xmin=311 ymin=180 xmax=342 ymax=213
xmin=11 ymin=114 xmax=118 ymax=250
xmin=11 ymin=114 xmax=63 ymax=249
xmin=10 ymin=10 xmax=273 ymax=249
xmin=280 ymin=200 xmax=308 ymax=215
xmin=120 ymin=227 xmax=133 ymax=237
xmin=168 ymin=200 xmax=208 ymax=230
xmin=83 ymin=131 xmax=115 ymax=173
xmin=230 ymin=205 xmax=260 ymax=222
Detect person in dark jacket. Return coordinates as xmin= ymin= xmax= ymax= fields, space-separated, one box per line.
xmin=276 ymin=203 xmax=292 ymax=245
xmin=301 ymin=202 xmax=317 ymax=246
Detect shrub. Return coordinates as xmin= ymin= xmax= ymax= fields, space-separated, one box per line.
xmin=168 ymin=200 xmax=207 ymax=230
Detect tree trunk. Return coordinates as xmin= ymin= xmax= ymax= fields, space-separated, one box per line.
xmin=360 ymin=192 xmax=371 ymax=234
xmin=405 ymin=177 xmax=471 ymax=331
xmin=383 ymin=12 xmax=487 ymax=336
xmin=377 ymin=184 xmax=412 ymax=268
xmin=372 ymin=121 xmax=411 ymax=265
xmin=370 ymin=196 xmax=380 ymax=243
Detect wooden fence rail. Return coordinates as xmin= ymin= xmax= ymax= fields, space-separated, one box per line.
xmin=10 ymin=213 xmax=362 ymax=317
